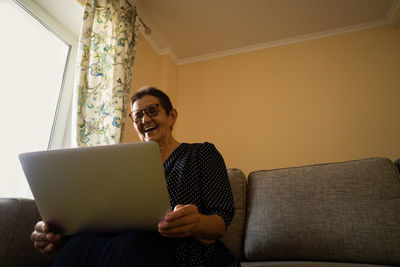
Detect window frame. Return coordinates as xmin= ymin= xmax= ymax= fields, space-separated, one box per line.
xmin=15 ymin=0 xmax=80 ymax=149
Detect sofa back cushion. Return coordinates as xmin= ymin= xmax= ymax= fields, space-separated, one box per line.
xmin=0 ymin=198 xmax=57 ymax=267
xmin=221 ymin=168 xmax=246 ymax=260
xmin=244 ymin=157 xmax=400 ymax=266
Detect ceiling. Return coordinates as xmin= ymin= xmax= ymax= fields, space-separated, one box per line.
xmin=137 ymin=0 xmax=399 ymax=64
xmin=32 ymin=0 xmax=400 ymax=64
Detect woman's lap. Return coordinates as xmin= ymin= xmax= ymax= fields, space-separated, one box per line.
xmin=53 ymin=231 xmax=175 ymax=267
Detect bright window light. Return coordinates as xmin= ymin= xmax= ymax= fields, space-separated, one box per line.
xmin=0 ymin=1 xmax=70 ymax=198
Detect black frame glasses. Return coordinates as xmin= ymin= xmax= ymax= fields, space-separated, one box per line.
xmin=129 ymin=104 xmax=160 ymax=123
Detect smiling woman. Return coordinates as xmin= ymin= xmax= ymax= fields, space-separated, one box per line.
xmin=0 ymin=0 xmax=78 ymax=197
xmin=31 ymin=87 xmax=239 ymax=266
xmin=130 ymin=88 xmax=178 ymax=151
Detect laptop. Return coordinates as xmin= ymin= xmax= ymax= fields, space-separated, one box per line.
xmin=18 ymin=141 xmax=171 ymax=235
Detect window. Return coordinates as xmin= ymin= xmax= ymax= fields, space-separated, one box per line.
xmin=0 ymin=0 xmax=80 ymax=198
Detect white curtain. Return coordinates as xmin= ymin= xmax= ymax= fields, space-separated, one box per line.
xmin=75 ymin=0 xmax=138 ymax=146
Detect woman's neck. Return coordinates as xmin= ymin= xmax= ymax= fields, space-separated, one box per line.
xmin=158 ymin=137 xmax=180 ymax=163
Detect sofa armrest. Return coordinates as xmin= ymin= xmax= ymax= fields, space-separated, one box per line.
xmin=221 ymin=168 xmax=247 ymax=260
xmin=0 ymin=198 xmax=57 ymax=267
xmin=394 ymin=158 xmax=400 ymax=175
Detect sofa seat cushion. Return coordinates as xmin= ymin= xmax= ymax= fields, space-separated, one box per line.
xmin=244 ymin=158 xmax=400 ymax=266
xmin=240 ymin=262 xmax=391 ymax=267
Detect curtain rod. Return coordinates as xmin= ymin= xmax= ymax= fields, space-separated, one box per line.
xmin=126 ymin=0 xmax=152 ymax=35
xmin=138 ymin=17 xmax=151 ymax=35
xmin=76 ymin=0 xmax=151 ymax=35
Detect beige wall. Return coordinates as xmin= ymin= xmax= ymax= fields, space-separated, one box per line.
xmin=124 ymin=27 xmax=400 ymax=175
xmin=123 ymin=33 xmax=178 ymax=143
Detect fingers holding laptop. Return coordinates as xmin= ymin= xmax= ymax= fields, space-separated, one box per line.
xmin=158 ymin=204 xmax=201 ymax=238
xmin=158 ymin=204 xmax=226 ymax=244
xmin=31 ymin=221 xmax=61 ymax=254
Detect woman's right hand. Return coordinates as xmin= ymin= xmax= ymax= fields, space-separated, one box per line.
xmin=31 ymin=221 xmax=61 ymax=254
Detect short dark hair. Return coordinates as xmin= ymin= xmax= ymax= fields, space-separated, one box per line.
xmin=131 ymin=86 xmax=173 ymax=114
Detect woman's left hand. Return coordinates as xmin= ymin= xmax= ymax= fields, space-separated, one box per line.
xmin=158 ymin=204 xmax=201 ymax=238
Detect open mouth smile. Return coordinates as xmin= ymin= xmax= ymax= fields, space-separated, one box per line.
xmin=143 ymin=125 xmax=158 ymax=134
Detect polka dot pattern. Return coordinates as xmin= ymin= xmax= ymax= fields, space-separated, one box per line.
xmin=164 ymin=142 xmax=236 ymax=266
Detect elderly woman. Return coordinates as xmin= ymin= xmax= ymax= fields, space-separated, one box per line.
xmin=31 ymin=87 xmax=237 ymax=266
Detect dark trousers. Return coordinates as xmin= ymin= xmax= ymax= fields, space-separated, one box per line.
xmin=53 ymin=231 xmax=175 ymax=267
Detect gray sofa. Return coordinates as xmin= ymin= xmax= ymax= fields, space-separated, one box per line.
xmin=1 ymin=157 xmax=400 ymax=267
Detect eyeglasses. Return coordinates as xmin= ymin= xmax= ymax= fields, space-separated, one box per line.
xmin=129 ymin=104 xmax=160 ymax=123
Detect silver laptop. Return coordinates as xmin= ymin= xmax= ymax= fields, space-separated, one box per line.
xmin=19 ymin=141 xmax=170 ymax=235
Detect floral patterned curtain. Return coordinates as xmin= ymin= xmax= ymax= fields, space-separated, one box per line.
xmin=76 ymin=0 xmax=138 ymax=146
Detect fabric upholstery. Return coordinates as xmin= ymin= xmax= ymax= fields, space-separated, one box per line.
xmin=240 ymin=262 xmax=389 ymax=267
xmin=2 ymin=157 xmax=400 ymax=266
xmin=394 ymin=158 xmax=400 ymax=174
xmin=222 ymin=168 xmax=247 ymax=260
xmin=244 ymin=158 xmax=400 ymax=266
xmin=0 ymin=198 xmax=57 ymax=267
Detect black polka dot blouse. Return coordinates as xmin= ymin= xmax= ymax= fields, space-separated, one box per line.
xmin=163 ymin=142 xmax=237 ymax=266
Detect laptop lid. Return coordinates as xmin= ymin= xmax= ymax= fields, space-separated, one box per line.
xmin=19 ymin=141 xmax=170 ymax=235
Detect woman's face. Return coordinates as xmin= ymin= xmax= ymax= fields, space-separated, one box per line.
xmin=131 ymin=95 xmax=176 ymax=144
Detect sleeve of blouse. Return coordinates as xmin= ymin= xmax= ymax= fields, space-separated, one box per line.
xmin=198 ymin=142 xmax=235 ymax=228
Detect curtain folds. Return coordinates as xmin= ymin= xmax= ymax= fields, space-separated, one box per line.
xmin=76 ymin=0 xmax=138 ymax=146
